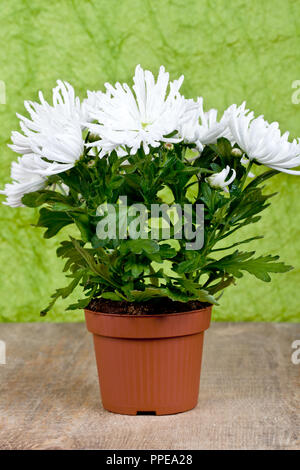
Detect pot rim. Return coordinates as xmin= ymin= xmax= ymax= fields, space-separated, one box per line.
xmin=85 ymin=305 xmax=212 ymax=339
xmin=84 ymin=305 xmax=211 ymax=319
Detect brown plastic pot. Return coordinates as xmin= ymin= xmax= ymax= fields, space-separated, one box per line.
xmin=85 ymin=305 xmax=212 ymax=415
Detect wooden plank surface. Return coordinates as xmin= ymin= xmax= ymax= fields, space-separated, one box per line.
xmin=0 ymin=322 xmax=299 ymax=450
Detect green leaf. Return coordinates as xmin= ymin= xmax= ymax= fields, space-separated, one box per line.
xmin=162 ymin=284 xmax=217 ymax=304
xmin=246 ymin=169 xmax=278 ymax=189
xmin=40 ymin=271 xmax=83 ymax=316
xmin=71 ymin=238 xmax=120 ymax=287
xmin=22 ymin=190 xmax=68 ymax=208
xmin=120 ymin=239 xmax=160 ymax=255
xmin=101 ymin=291 xmax=127 ymax=301
xmin=205 ymin=251 xmax=293 ymax=282
xmin=226 ymin=186 xmax=276 ymax=228
xmin=129 ymin=288 xmax=166 ymax=302
xmin=56 ymin=240 xmax=86 ymax=273
xmin=175 ymin=255 xmax=202 ymax=274
xmin=51 ymin=202 xmax=82 ymax=212
xmin=212 ymin=236 xmax=264 ymax=252
xmin=124 ymin=258 xmax=146 ymax=277
xmin=207 ymin=276 xmax=236 ymax=295
xmin=185 ymin=175 xmax=199 ymax=203
xmin=37 ymin=208 xmax=73 ymax=238
xmin=73 ymin=214 xmax=94 ymax=243
xmin=176 ymin=278 xmax=218 ymax=304
xmin=66 ymin=297 xmax=92 ymax=310
xmin=216 ymin=137 xmax=232 ymax=157
xmin=158 ymin=244 xmax=177 ymax=259
xmin=157 ymin=185 xmax=175 ymax=204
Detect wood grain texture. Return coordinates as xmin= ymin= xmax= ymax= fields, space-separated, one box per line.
xmin=0 ymin=322 xmax=299 ymax=450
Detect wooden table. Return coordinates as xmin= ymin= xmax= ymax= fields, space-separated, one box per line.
xmin=0 ymin=322 xmax=299 ymax=450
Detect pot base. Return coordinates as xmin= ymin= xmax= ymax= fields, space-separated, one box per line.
xmin=102 ymin=401 xmax=198 ymax=416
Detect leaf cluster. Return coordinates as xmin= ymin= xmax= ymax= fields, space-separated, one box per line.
xmin=22 ymin=139 xmax=292 ymax=314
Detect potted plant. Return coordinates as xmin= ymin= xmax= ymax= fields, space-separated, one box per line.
xmin=1 ymin=66 xmax=299 ymax=415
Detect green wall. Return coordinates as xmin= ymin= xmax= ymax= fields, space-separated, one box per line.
xmin=0 ymin=0 xmax=299 ymax=322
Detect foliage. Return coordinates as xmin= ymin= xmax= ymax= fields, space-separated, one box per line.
xmin=21 ymin=138 xmax=292 ymax=314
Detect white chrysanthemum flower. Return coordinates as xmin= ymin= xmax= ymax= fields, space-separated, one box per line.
xmin=229 ymin=114 xmax=300 ymax=175
xmin=196 ymin=98 xmax=230 ymax=148
xmin=206 ymin=165 xmax=236 ymax=192
xmin=52 ymin=80 xmax=88 ymax=124
xmin=32 ymin=121 xmax=84 ymax=173
xmin=82 ymin=90 xmax=105 ymax=121
xmin=10 ymin=81 xmax=86 ymax=156
xmin=1 ymin=81 xmax=86 ymax=206
xmin=8 ymin=81 xmax=85 ymax=174
xmin=177 ymin=98 xmax=202 ymax=145
xmin=86 ymin=65 xmax=193 ymax=156
xmin=0 ymin=154 xmax=47 ymax=207
xmin=180 ymin=100 xmax=251 ymax=152
xmin=11 ymin=153 xmax=72 ymax=178
xmin=221 ymin=102 xmax=254 ymax=144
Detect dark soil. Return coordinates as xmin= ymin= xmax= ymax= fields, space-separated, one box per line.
xmin=87 ymin=298 xmax=210 ymax=315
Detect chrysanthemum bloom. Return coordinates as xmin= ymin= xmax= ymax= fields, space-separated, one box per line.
xmin=86 ymin=65 xmax=196 ymax=156
xmin=10 ymin=80 xmax=85 ymax=165
xmin=1 ymin=81 xmax=85 ymax=206
xmin=0 ymin=154 xmax=46 ymax=207
xmin=229 ymin=114 xmax=300 ymax=175
xmin=180 ymin=99 xmax=251 ymax=152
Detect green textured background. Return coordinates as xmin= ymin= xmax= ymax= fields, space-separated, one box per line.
xmin=0 ymin=0 xmax=299 ymax=322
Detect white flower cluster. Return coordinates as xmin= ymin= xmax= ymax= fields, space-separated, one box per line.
xmin=1 ymin=65 xmax=300 ymax=206
xmin=1 ymin=81 xmax=89 ymax=207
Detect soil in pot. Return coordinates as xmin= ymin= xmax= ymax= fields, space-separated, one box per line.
xmin=87 ymin=297 xmax=210 ymax=315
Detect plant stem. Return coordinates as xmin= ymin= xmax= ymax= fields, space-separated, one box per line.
xmin=240 ymin=159 xmax=254 ymax=190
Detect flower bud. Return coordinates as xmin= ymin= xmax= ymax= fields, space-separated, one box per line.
xmin=164 ymin=143 xmax=174 ymax=151
xmin=231 ymin=148 xmax=243 ymax=157
xmin=206 ymin=165 xmax=236 ymax=192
